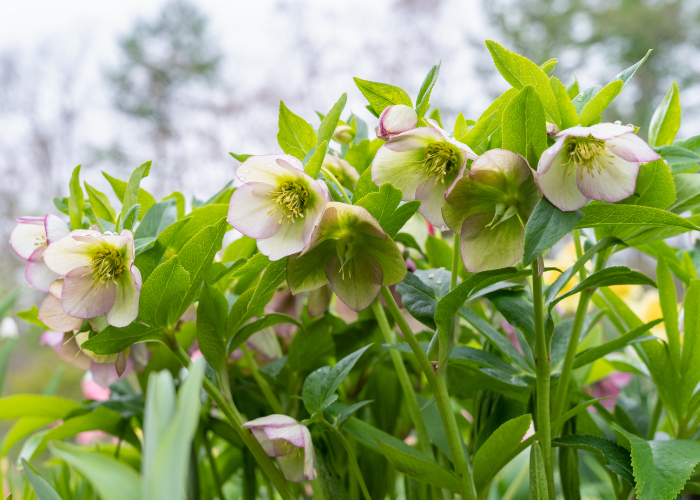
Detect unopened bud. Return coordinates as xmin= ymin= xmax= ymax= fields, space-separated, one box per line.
xmin=546 ymin=122 xmax=560 ymax=136
xmin=332 ymin=124 xmax=355 ymax=145
xmin=375 ymin=105 xmax=418 ymax=141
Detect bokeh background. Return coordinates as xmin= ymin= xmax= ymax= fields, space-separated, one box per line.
xmin=1 ymin=0 xmax=700 ymax=398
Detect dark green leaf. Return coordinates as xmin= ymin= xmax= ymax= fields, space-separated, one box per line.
xmin=135 ymin=199 xmax=178 ymax=240
xmin=82 ymin=323 xmax=166 ymax=355
xmin=554 ymin=434 xmax=634 ymax=485
xmin=396 ymin=269 xmax=451 ymax=329
xmin=228 ymin=313 xmax=302 ymax=354
xmin=577 ymin=204 xmax=700 ymax=232
xmin=197 ymin=283 xmax=229 ymax=373
xmin=523 ymin=198 xmax=583 ymax=264
xmin=612 ymin=50 xmax=651 ymax=90
xmin=22 ymin=459 xmax=63 ymax=500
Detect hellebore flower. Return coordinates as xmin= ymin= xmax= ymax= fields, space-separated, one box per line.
xmin=43 ymin=229 xmax=141 ymax=327
xmin=375 ymin=105 xmax=418 ymax=141
xmin=372 ymin=122 xmax=478 ymax=228
xmin=242 ymin=415 xmax=314 ymax=482
xmin=287 ymin=203 xmax=406 ymax=311
xmin=332 ymin=124 xmax=355 ymax=145
xmin=228 ymin=155 xmax=329 ymax=261
xmin=322 ymin=153 xmax=359 ymax=190
xmin=443 ymin=149 xmax=540 ymax=272
xmin=537 ymin=122 xmax=659 ymax=211
xmin=10 ymin=215 xmax=70 ymax=292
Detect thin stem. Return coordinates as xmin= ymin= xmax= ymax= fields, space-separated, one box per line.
xmin=201 ymin=426 xmax=226 ymax=500
xmin=168 ymin=339 xmax=294 ymax=500
xmin=380 ymin=287 xmax=477 ymax=500
xmin=648 ymin=398 xmax=663 ymax=440
xmin=320 ymin=167 xmax=351 ymax=204
xmin=451 ymin=233 xmax=460 ymax=291
xmin=532 ymin=264 xmax=555 ymax=499
xmin=319 ymin=421 xmax=372 ymax=500
xmin=241 ymin=343 xmax=284 ymax=413
xmin=572 ymin=229 xmax=587 ymax=280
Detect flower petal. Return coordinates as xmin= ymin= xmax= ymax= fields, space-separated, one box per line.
xmin=45 ymin=214 xmax=70 ymax=244
xmin=39 ymin=294 xmax=83 ymax=332
xmin=251 ymin=428 xmax=279 ymax=457
xmin=371 ymin=147 xmax=425 ymax=200
xmin=301 ymin=203 xmax=384 ymax=256
xmin=277 ymin=451 xmax=306 ymax=482
xmin=575 ymin=154 xmax=639 ymax=203
xmin=50 ymin=279 xmax=63 ymax=299
xmin=61 ymin=268 xmax=117 ymax=319
xmin=443 ymin=177 xmax=505 ymax=233
xmin=287 ymin=241 xmax=335 ymax=294
xmin=10 ymin=219 xmax=45 ymax=260
xmin=91 ymin=359 xmax=131 ymax=388
xmin=356 ymin=233 xmax=407 ymax=286
xmin=43 ymin=233 xmax=94 ymax=275
xmin=235 ymin=154 xmax=303 ymax=184
xmin=326 ymin=252 xmax=383 ymax=312
xmin=243 ymin=414 xmax=299 ymax=428
xmin=105 ymin=266 xmax=142 ymax=327
xmin=376 ymin=104 xmax=418 ymax=140
xmin=264 ymin=423 xmax=307 ymax=448
xmin=587 ymin=122 xmax=635 ymax=140
xmin=607 ymin=133 xmax=660 ymax=164
xmin=415 ymin=179 xmax=450 ymax=228
xmin=25 ymin=251 xmax=59 ymax=292
xmin=460 ymin=213 xmax=525 ymax=273
xmin=257 ymin=218 xmax=307 ymax=261
xmin=469 ymin=149 xmax=531 ymax=193
xmin=536 ymin=150 xmax=589 ymax=211
xmin=383 ymin=126 xmax=443 ymax=153
xmin=227 ymin=182 xmax=282 ymax=239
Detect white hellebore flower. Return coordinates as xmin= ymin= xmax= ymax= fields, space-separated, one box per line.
xmin=43 ymin=229 xmax=142 ymax=328
xmin=242 ymin=415 xmax=315 ymax=482
xmin=375 ymin=104 xmax=418 ymax=141
xmin=372 ymin=120 xmax=478 ymax=228
xmin=9 ymin=214 xmax=69 ymax=292
xmin=537 ymin=122 xmax=660 ymax=211
xmin=228 ymin=155 xmax=328 ymax=261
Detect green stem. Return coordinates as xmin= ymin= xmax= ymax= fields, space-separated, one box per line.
xmin=169 ymin=340 xmax=294 ymax=500
xmin=380 ymin=287 xmax=477 ymax=500
xmin=241 ymin=343 xmax=283 ymax=414
xmin=532 ymin=264 xmax=555 ymax=499
xmin=648 ymin=398 xmax=663 ymax=440
xmin=201 ymin=426 xmax=226 ymax=500
xmin=451 ymin=233 xmax=460 ymax=291
xmin=319 ymin=421 xmax=372 ymax=500
xmin=572 ymin=229 xmax=587 ymax=280
xmin=321 ymin=167 xmax=351 ymax=204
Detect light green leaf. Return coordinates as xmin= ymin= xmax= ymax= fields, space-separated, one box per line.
xmin=120 ymin=203 xmax=140 ymax=232
xmin=85 ymin=182 xmax=116 ymax=223
xmin=317 ymin=94 xmax=347 ymax=147
xmin=649 ymin=82 xmax=681 ymax=147
xmin=354 ymin=183 xmax=420 ymax=238
xmin=576 ymin=204 xmax=700 ymax=232
xmin=416 ymin=62 xmax=441 ymax=117
xmin=633 ymin=159 xmax=676 ymax=209
xmin=277 ymin=101 xmax=317 ymax=160
xmin=612 ymin=49 xmax=652 ymax=90
xmin=463 ymin=88 xmax=518 ymax=150
xmin=68 ymin=165 xmax=84 ymax=230
xmin=352 ymin=77 xmax=412 ymax=115
xmin=529 ymin=442 xmax=548 ymax=500
xmin=119 ymin=162 xmax=151 ymax=228
xmin=550 ymin=77 xmax=579 ymax=130
xmin=352 ymin=168 xmax=379 ymax=203
xmin=22 ymin=459 xmax=63 ymax=500
xmin=657 ymin=257 xmax=681 ymax=368
xmin=134 ymin=217 xmax=191 ymax=283
xmin=103 ymin=171 xmax=156 ymax=221
xmin=0 ymin=395 xmax=79 ymax=419
xmin=2 ymin=417 xmax=53 ymax=455
xmin=572 ymin=85 xmax=601 ymax=114
xmin=196 ymin=283 xmax=228 ymax=374
xmin=572 ymin=319 xmax=663 ymax=368
xmin=485 ymin=40 xmax=561 ymax=126
xmin=168 ymin=204 xmax=228 ymax=252
xmin=501 ymin=85 xmax=547 ymax=168
xmin=82 ymin=323 xmax=166 ymax=355
xmin=425 ymin=236 xmax=453 ymax=270
xmin=473 ymin=414 xmax=532 ymax=493
xmin=579 ymin=80 xmax=623 ymax=126
xmin=566 ymin=77 xmax=580 ymax=99
xmin=229 ymin=152 xmax=252 ymax=162
xmin=454 ymin=112 xmax=470 ymax=142
xmin=539 ymin=58 xmax=557 ymax=75
xmin=655 ymin=145 xmax=700 ymax=165
xmin=134 ymin=199 xmax=178 ymax=240
xmin=248 ymin=257 xmax=288 ymax=317
xmin=523 ymin=198 xmax=583 ymax=264
xmin=222 ymin=235 xmax=256 ymax=263
xmin=303 ymin=140 xmax=328 ymax=179
xmin=551 ymin=266 xmax=656 ymax=306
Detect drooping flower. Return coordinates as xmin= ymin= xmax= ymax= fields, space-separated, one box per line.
xmin=537 ymin=122 xmax=659 ymax=211
xmin=322 ymin=153 xmax=360 ymax=190
xmin=443 ymin=149 xmax=540 ymax=272
xmin=372 ymin=121 xmax=478 ymax=228
xmin=287 ymin=203 xmax=406 ymax=311
xmin=228 ymin=155 xmax=329 ymax=261
xmin=242 ymin=415 xmax=315 ymax=482
xmin=43 ymin=229 xmax=142 ymax=327
xmin=375 ymin=105 xmax=418 ymax=141
xmin=10 ymin=214 xmax=70 ymax=292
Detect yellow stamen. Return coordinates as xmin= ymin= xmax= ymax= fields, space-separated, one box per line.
xmin=267 ymin=181 xmax=310 ymax=224
xmin=91 ymin=248 xmax=127 ymax=286
xmin=419 ymin=143 xmax=460 ymax=184
xmin=561 ymin=135 xmax=615 ymax=179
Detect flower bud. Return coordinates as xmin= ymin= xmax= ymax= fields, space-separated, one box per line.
xmin=375 ymin=105 xmax=418 ymax=141
xmin=332 ymin=124 xmax=355 ymax=144
xmin=546 ymin=122 xmax=560 ymax=136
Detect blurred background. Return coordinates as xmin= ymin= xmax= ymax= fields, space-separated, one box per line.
xmin=1 ymin=0 xmax=700 ymax=397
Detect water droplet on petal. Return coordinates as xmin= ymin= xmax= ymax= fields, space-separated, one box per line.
xmin=614 ymin=120 xmax=622 ymax=125
xmin=241 ymin=169 xmax=250 ymax=173
xmin=239 ymin=176 xmax=246 ymax=181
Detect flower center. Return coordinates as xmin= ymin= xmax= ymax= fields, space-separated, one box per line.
xmin=268 ymin=181 xmax=310 ymax=224
xmin=563 ymin=136 xmax=613 ymax=178
xmin=336 ymin=237 xmax=357 ymax=279
xmin=35 ymin=234 xmax=47 ymax=248
xmin=420 ymin=143 xmax=460 ymax=184
xmin=91 ymin=248 xmax=127 ymax=285
xmin=278 ymin=440 xmax=303 ymax=458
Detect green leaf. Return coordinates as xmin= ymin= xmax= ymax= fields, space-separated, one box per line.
xmin=49 ymin=442 xmax=141 ymax=500
xmin=317 ymin=94 xmax=347 ymax=146
xmin=553 ymin=434 xmax=634 ymax=484
xmin=572 ymin=319 xmax=663 ymax=368
xmin=169 ymin=204 xmax=228 ymax=252
xmin=395 ymin=269 xmax=451 ymax=329
xmin=501 ymin=85 xmax=547 ymax=168
xmin=657 ymin=257 xmax=681 ymax=368
xmin=425 ymin=236 xmax=453 ymax=270
xmin=120 ymin=203 xmax=140 ymax=232
xmin=576 ymin=204 xmax=700 ymax=232
xmin=377 ymin=440 xmax=459 ymax=492
xmin=103 ymin=171 xmax=156 ymax=220
xmin=485 ymin=40 xmax=561 ymax=126
xmin=196 ymin=283 xmax=228 ymax=374
xmin=473 ymin=414 xmax=532 ymax=493
xmin=649 ymin=82 xmax=681 ymax=147
xmin=454 ymin=112 xmax=469 ymax=142
xmin=566 ymin=77 xmax=580 ymax=99
xmin=277 ymin=101 xmax=317 ymax=160
xmin=222 ymin=235 xmax=256 ymax=263
xmin=551 ymin=266 xmax=656 ymax=306
xmin=22 ymin=459 xmax=63 ymax=500
xmin=231 ymin=252 xmax=270 ymax=279
xmin=614 ymin=424 xmax=700 ymax=500
xmin=539 ymin=58 xmax=557 ymax=75
xmin=0 ymin=395 xmax=79 ymax=419
xmin=228 ymin=313 xmax=302 ymax=354
xmin=119 ymin=161 xmax=151 ymax=228
xmin=529 ymin=442 xmax=548 ymax=499
xmin=572 ymin=85 xmax=601 ymax=114
xmin=248 ymin=257 xmax=288 ymax=317
xmin=550 ymin=77 xmax=579 ymax=130
xmin=287 ymin=320 xmax=334 ymax=373
xmin=523 ymin=198 xmax=583 ymax=264
xmin=134 ymin=199 xmax=178 ymax=240
xmin=68 ymin=165 xmax=85 ymax=230
xmin=463 ymin=88 xmax=518 ymax=149
xmin=303 ymin=140 xmax=328 ymax=179
xmin=352 ymin=77 xmax=412 ymax=115
xmin=229 ymin=152 xmax=252 ymax=163
xmin=612 ymin=50 xmax=652 ymax=90
xmin=134 ymin=217 xmax=191 ymax=282
xmin=85 ymin=182 xmax=116 ymax=223
xmin=352 ymin=168 xmax=379 ymax=203
xmin=302 ymin=345 xmax=371 ymax=415
xmin=633 ymin=159 xmax=676 ymax=209
xmin=416 ymin=62 xmax=441 ymax=117
xmin=139 ymin=256 xmax=190 ymax=328
xmin=345 ymin=138 xmax=382 ymax=175
xmin=354 ymin=183 xmax=420 ymax=238
xmin=82 ymin=323 xmax=166 ymax=355
xmin=579 ymin=80 xmax=623 ymax=126
xmin=655 ymin=145 xmax=700 ymax=165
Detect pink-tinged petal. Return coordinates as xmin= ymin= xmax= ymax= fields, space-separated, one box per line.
xmin=576 ymin=155 xmax=639 ymax=203
xmin=415 ymin=180 xmax=449 ymax=228
xmin=469 ymin=149 xmax=531 ymax=192
xmin=91 ymin=359 xmax=131 ymax=388
xmin=49 ymin=279 xmax=63 ymax=299
xmin=587 ymin=122 xmax=635 ymax=140
xmin=15 ymin=216 xmax=45 ymax=223
xmin=383 ymin=126 xmax=443 ymax=153
xmin=227 ymin=182 xmax=281 ymax=239
xmin=264 ymin=423 xmax=307 ymax=448
xmin=277 ymin=452 xmax=306 ymax=482
xmin=301 ymin=425 xmax=315 ymax=481
xmin=316 ymin=178 xmax=330 ymax=200
xmin=10 ymin=220 xmax=46 ymax=260
xmin=44 ymin=214 xmax=70 ymax=244
xmin=43 ymin=233 xmax=94 ymax=275
xmin=61 ymin=268 xmax=116 ymax=319
xmin=105 ymin=266 xmax=141 ymax=327
xmin=119 ymin=230 xmax=136 ymax=267
xmin=81 ymin=378 xmax=111 ymax=401
xmin=536 ymin=151 xmax=589 ymax=211
xmin=251 ymin=428 xmax=278 ymax=457
xmin=371 ymin=147 xmax=425 ymax=200
xmin=326 ymin=252 xmax=383 ymax=312
xmin=243 ymin=414 xmax=299 ymax=429
xmin=556 ymin=125 xmax=592 ymax=139
xmin=38 ymin=294 xmax=83 ymax=332
xmin=376 ymin=105 xmax=418 ymax=140
xmin=236 ymin=154 xmax=303 ymax=184
xmin=257 ymin=218 xmax=307 ymax=261
xmin=40 ymin=330 xmax=64 ymax=348
xmin=540 ymin=135 xmax=569 ymax=164
xmin=607 ymin=133 xmax=660 ymax=164
xmin=25 ymin=253 xmax=59 ymax=292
